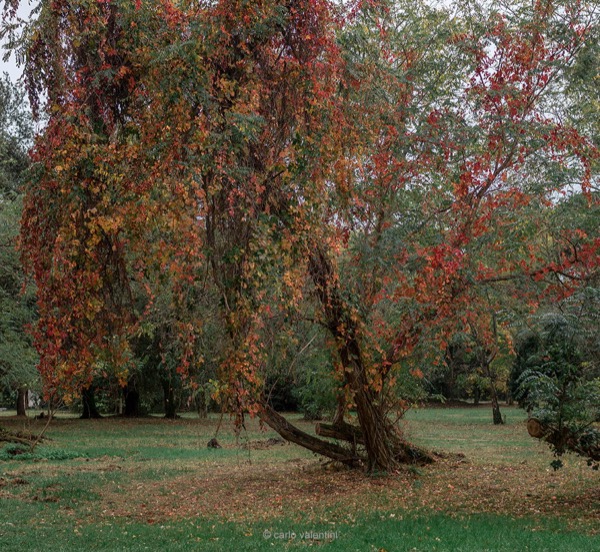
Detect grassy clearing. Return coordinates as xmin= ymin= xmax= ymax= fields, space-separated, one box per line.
xmin=1 ymin=406 xmax=598 ymax=551
xmin=2 ymin=504 xmax=598 ymax=552
xmin=403 ymin=405 xmax=550 ymax=464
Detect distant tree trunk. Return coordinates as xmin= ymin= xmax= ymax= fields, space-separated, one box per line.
xmin=506 ymin=391 xmax=514 ymax=406
xmin=332 ymin=394 xmax=346 ymax=425
xmin=473 ymin=387 xmax=480 ymax=406
xmin=123 ymin=381 xmax=141 ymax=417
xmin=81 ymin=386 xmax=102 ymax=419
xmin=483 ymin=361 xmax=504 ymax=425
xmin=196 ymin=391 xmax=208 ymax=419
xmin=16 ymin=387 xmax=28 ymax=417
xmin=491 ymin=393 xmax=503 ymax=425
xmin=482 ymin=315 xmax=504 ymax=425
xmin=162 ymin=380 xmax=177 ymax=419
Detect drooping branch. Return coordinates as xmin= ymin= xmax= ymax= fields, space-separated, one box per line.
xmin=527 ymin=418 xmax=600 ymax=462
xmin=0 ymin=429 xmax=38 ymax=446
xmin=0 ymin=425 xmax=49 ymax=451
xmin=259 ymin=403 xmax=362 ymax=467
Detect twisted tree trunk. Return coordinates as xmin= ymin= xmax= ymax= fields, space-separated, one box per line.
xmin=308 ymin=246 xmax=434 ymax=471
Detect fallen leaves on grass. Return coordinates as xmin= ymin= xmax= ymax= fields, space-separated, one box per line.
xmin=92 ymin=455 xmax=598 ymax=533
xmin=1 ymin=412 xmax=597 ymax=534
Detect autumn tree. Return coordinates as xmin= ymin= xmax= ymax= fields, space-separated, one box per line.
xmin=5 ymin=0 xmax=598 ymax=471
xmin=303 ymin=0 xmax=598 ymax=467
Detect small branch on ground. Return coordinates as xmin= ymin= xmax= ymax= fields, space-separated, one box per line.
xmin=0 ymin=427 xmax=48 ymax=448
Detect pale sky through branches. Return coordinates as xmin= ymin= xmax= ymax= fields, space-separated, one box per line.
xmin=1 ymin=1 xmax=35 ymax=83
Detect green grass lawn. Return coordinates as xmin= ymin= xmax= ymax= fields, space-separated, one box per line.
xmin=1 ymin=406 xmax=598 ymax=551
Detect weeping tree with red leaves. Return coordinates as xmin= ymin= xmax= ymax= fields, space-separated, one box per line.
xmin=5 ymin=1 xmax=141 ymax=407
xmin=3 ymin=0 xmax=598 ymax=471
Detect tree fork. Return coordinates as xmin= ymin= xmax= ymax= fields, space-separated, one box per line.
xmin=316 ymin=420 xmax=364 ymax=444
xmin=316 ymin=419 xmax=434 ymax=466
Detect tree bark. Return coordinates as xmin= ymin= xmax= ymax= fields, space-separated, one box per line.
xmin=342 ymin=341 xmax=405 ymax=470
xmin=332 ymin=394 xmax=346 ymax=426
xmin=316 ymin=421 xmax=364 ymax=444
xmin=81 ymin=386 xmax=102 ymax=419
xmin=162 ymin=379 xmax=177 ymax=419
xmin=316 ymin=418 xmax=434 ymax=466
xmin=16 ymin=387 xmax=28 ymax=417
xmin=491 ymin=394 xmax=504 ymax=425
xmin=484 ymin=362 xmax=503 ymax=425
